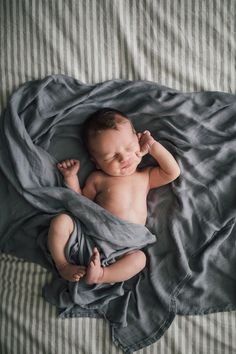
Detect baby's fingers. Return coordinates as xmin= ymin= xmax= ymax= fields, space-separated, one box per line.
xmin=145 ymin=130 xmax=151 ymax=135
xmin=136 ymin=150 xmax=145 ymax=158
xmin=57 ymin=159 xmax=80 ymax=168
xmin=57 ymin=162 xmax=64 ymax=170
xmin=57 ymin=160 xmax=70 ymax=169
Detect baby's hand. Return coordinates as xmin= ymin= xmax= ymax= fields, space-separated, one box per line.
xmin=136 ymin=130 xmax=156 ymax=157
xmin=57 ymin=159 xmax=80 ymax=178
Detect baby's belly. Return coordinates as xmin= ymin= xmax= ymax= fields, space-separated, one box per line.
xmin=96 ymin=198 xmax=147 ymax=225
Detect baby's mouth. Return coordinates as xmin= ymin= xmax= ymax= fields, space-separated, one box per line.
xmin=121 ymin=160 xmax=133 ymax=169
xmin=122 ymin=164 xmax=130 ymax=169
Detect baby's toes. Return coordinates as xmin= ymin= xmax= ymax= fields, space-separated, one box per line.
xmin=78 ymin=266 xmax=86 ymax=274
xmin=73 ymin=274 xmax=81 ymax=281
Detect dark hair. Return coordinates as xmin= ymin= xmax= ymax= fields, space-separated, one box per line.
xmin=82 ymin=107 xmax=133 ymax=150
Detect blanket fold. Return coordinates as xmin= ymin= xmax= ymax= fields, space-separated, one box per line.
xmin=0 ymin=75 xmax=236 ymax=353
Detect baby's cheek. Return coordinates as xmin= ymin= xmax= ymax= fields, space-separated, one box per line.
xmin=108 ymin=160 xmax=119 ymax=170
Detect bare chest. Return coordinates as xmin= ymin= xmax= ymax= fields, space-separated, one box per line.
xmin=98 ymin=171 xmax=148 ymax=198
xmin=95 ymin=170 xmax=149 ymax=223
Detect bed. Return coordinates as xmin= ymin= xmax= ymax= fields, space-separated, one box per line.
xmin=0 ymin=1 xmax=236 ymax=353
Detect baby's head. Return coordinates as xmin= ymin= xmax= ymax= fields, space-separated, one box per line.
xmin=82 ymin=108 xmax=142 ymax=176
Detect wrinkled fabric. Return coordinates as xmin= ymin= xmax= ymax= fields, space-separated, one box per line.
xmin=0 ymin=75 xmax=236 ymax=353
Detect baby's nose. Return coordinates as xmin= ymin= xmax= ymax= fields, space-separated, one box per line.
xmin=119 ymin=154 xmax=131 ymax=164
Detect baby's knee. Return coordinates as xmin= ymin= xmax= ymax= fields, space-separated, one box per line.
xmin=50 ymin=213 xmax=74 ymax=234
xmin=138 ymin=250 xmax=147 ymax=268
xmin=132 ymin=250 xmax=146 ymax=271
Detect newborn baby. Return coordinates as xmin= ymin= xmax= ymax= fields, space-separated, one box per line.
xmin=47 ymin=108 xmax=180 ymax=284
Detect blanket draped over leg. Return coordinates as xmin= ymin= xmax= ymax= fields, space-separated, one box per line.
xmin=0 ymin=75 xmax=235 ymax=353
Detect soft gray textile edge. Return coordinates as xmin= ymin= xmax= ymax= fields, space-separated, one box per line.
xmin=0 ymin=75 xmax=236 ymax=353
xmin=1 ymin=0 xmax=236 ymax=353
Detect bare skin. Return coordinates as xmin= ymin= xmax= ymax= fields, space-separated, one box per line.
xmin=47 ymin=213 xmax=87 ymax=282
xmin=49 ymin=116 xmax=180 ymax=284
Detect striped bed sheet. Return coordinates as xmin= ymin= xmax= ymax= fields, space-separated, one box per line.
xmin=0 ymin=1 xmax=235 ymax=353
xmin=1 ymin=253 xmax=235 ymax=354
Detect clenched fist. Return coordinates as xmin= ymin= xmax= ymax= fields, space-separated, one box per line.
xmin=57 ymin=159 xmax=80 ymax=178
xmin=136 ymin=130 xmax=156 ymax=157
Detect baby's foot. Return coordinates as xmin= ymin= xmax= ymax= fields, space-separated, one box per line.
xmin=85 ymin=247 xmax=104 ymax=285
xmin=57 ymin=263 xmax=86 ymax=282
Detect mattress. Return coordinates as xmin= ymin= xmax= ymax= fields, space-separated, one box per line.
xmin=0 ymin=0 xmax=236 ymax=353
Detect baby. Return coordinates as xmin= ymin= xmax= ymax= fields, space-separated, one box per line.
xmin=47 ymin=108 xmax=180 ymax=284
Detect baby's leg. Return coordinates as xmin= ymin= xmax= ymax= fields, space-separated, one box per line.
xmin=85 ymin=248 xmax=146 ymax=285
xmin=47 ymin=213 xmax=86 ymax=282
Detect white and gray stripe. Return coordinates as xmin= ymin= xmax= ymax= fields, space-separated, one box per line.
xmin=1 ymin=0 xmax=236 ymax=110
xmin=1 ymin=0 xmax=236 ymax=353
xmin=0 ymin=254 xmax=236 ymax=354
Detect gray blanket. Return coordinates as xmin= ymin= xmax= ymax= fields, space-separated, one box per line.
xmin=0 ymin=75 xmax=236 ymax=353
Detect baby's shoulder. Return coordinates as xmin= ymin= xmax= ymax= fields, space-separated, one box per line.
xmin=85 ymin=170 xmax=104 ymax=184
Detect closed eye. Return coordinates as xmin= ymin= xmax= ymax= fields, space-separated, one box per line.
xmin=126 ymin=144 xmax=135 ymax=152
xmin=104 ymin=154 xmax=116 ymax=161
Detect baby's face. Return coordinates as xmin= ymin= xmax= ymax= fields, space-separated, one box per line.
xmin=89 ymin=119 xmax=142 ymax=177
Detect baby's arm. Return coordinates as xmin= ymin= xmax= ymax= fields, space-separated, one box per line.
xmin=138 ymin=131 xmax=180 ymax=189
xmin=57 ymin=159 xmax=81 ymax=193
xmin=57 ymin=159 xmax=98 ymax=200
